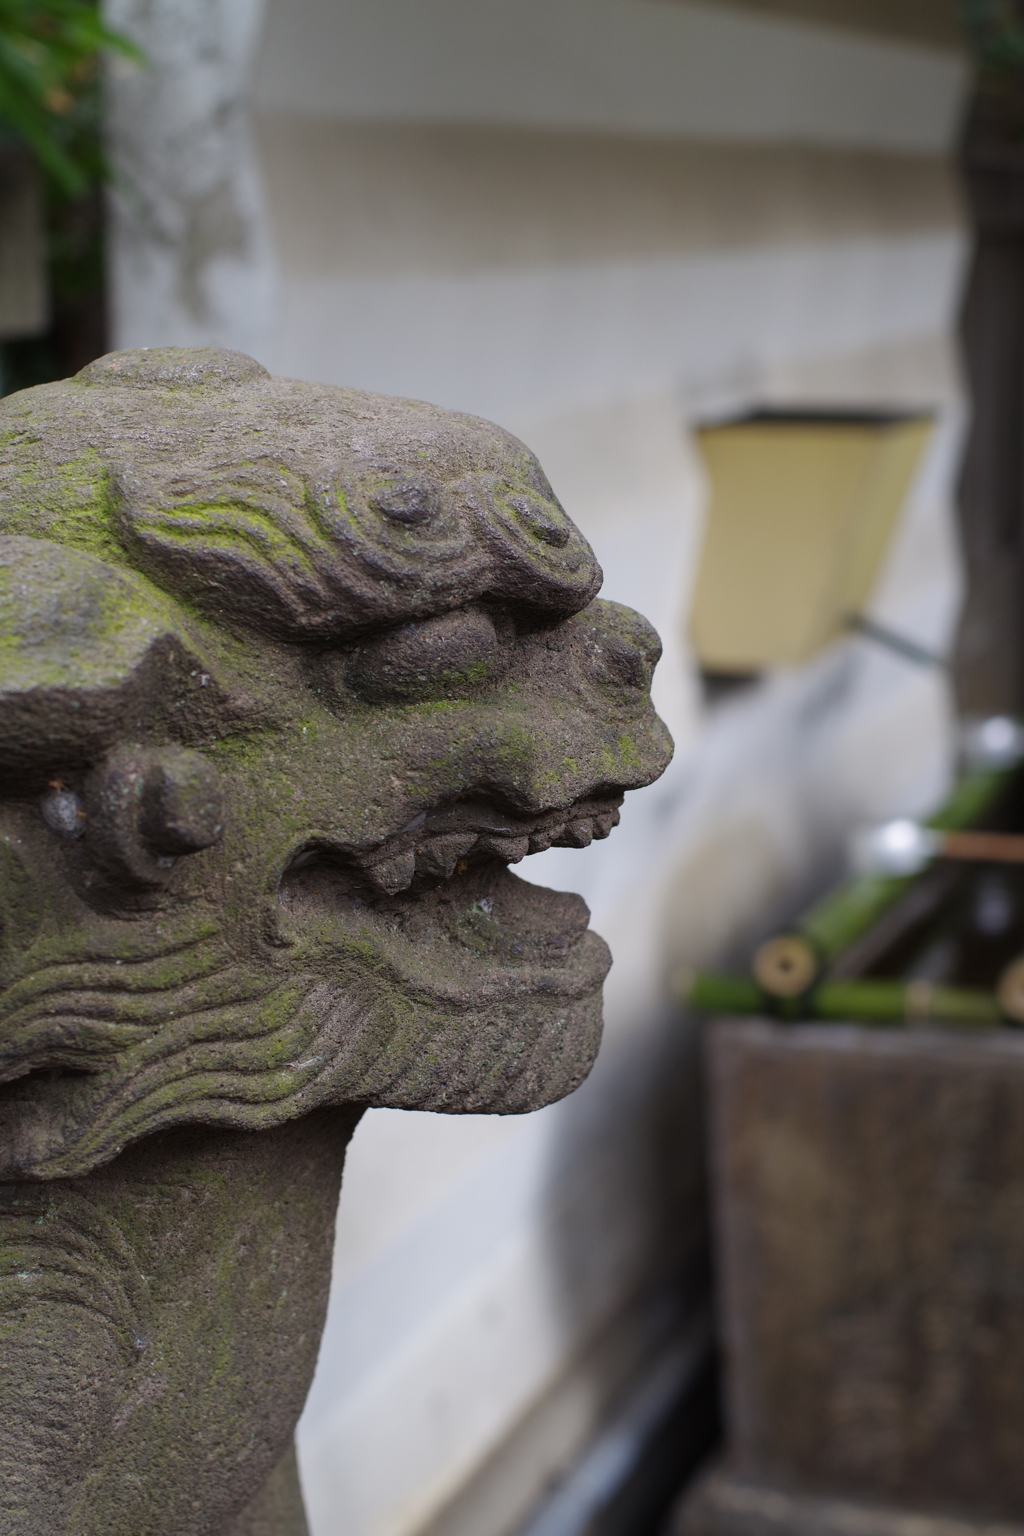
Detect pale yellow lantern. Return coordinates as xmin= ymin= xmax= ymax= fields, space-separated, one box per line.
xmin=690 ymin=411 xmax=933 ymax=672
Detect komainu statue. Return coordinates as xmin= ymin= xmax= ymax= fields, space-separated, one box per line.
xmin=0 ymin=348 xmax=672 ymax=1534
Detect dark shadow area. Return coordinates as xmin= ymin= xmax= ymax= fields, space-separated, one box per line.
xmin=594 ymin=1350 xmax=721 ymax=1536
xmin=511 ymin=1319 xmax=721 ymax=1536
xmin=0 ymin=185 xmax=107 ymax=396
xmin=699 ymin=669 xmax=762 ymax=707
xmin=954 ymin=66 xmax=1024 ymax=719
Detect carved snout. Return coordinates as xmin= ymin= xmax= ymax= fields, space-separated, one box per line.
xmin=82 ymin=747 xmax=225 ymax=887
xmin=505 ymin=600 xmax=672 ymax=811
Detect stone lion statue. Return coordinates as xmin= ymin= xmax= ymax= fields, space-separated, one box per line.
xmin=0 ymin=348 xmax=671 ymax=1534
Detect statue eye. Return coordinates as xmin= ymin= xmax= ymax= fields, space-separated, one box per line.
xmin=369 ymin=480 xmax=440 ymax=526
xmin=506 ymin=494 xmax=571 ymax=548
xmin=346 ymin=608 xmax=509 ymax=703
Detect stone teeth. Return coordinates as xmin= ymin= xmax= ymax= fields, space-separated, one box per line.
xmin=358 ymin=800 xmax=624 ymax=892
xmin=494 ymin=836 xmax=529 ymax=864
xmin=416 ymin=832 xmax=477 ymax=880
xmin=364 ymin=849 xmax=416 ymax=894
xmin=564 ymin=820 xmax=593 ymax=848
xmin=478 ymin=833 xmax=529 ymax=863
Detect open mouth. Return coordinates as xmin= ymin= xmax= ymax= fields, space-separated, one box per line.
xmin=276 ymin=790 xmax=623 ymax=1015
xmin=0 ymin=797 xmax=623 ymax=1176
xmin=283 ymin=793 xmax=623 ymax=897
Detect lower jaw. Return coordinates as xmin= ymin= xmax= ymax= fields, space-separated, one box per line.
xmin=0 ymin=865 xmax=611 ymax=1177
xmin=283 ymin=859 xmax=613 ymax=1112
xmin=0 ymin=943 xmax=608 ymax=1178
xmin=341 ymin=970 xmax=608 ymax=1115
xmin=284 ymin=858 xmax=609 ymax=998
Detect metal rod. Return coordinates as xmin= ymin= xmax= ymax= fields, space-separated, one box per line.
xmin=844 ymin=613 xmax=947 ymax=669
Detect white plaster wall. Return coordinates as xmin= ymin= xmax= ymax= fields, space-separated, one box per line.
xmin=252 ymin=0 xmax=966 ymax=152
xmin=262 ymin=9 xmax=969 ymax=1531
xmin=264 ymin=233 xmax=962 ymax=441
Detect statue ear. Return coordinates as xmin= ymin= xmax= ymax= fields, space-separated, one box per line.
xmin=0 ymin=536 xmax=231 ymax=779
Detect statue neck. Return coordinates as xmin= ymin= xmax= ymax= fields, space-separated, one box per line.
xmin=1 ymin=1105 xmax=363 ymax=1535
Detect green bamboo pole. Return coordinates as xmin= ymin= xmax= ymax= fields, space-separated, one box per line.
xmin=753 ymin=761 xmax=1015 ymax=997
xmin=682 ymin=970 xmax=1003 ymax=1028
xmin=801 ymin=763 xmax=1008 ymax=960
xmin=685 ymin=972 xmax=763 ymax=1014
xmin=813 ymin=979 xmax=1000 ymax=1027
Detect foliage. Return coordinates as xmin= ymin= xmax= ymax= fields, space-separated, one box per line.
xmin=0 ymin=0 xmax=141 ymax=196
xmin=961 ymin=0 xmax=1024 ymax=77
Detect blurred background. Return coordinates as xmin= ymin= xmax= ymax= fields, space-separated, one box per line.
xmin=0 ymin=4 xmax=1008 ymax=1534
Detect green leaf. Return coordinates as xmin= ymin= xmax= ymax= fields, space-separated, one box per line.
xmin=960 ymin=0 xmax=1024 ymax=73
xmin=0 ymin=0 xmax=144 ymax=195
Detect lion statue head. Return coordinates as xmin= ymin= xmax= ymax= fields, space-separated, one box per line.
xmin=0 ymin=348 xmax=672 ymax=1180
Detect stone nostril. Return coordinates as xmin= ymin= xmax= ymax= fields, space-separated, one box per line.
xmin=591 ymin=636 xmax=647 ymax=690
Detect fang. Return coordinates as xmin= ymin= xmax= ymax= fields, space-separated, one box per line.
xmin=416 ymin=833 xmax=477 ymax=880
xmin=365 ymin=849 xmax=416 ymax=894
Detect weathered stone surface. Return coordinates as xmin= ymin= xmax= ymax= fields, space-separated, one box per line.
xmin=0 ymin=347 xmax=672 ymax=1531
xmin=678 ymin=1465 xmax=1024 ymax=1536
xmin=676 ymin=1018 xmax=1024 ymax=1535
xmin=1 ymin=1107 xmax=358 ymax=1536
xmin=224 ymin=1442 xmax=311 ymax=1536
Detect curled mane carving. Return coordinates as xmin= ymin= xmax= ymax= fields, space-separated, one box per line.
xmin=1 ymin=347 xmax=601 ymax=642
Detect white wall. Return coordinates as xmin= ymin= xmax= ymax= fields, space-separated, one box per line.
xmin=264 ymin=233 xmax=962 ymax=438
xmin=252 ymin=0 xmax=965 ymax=151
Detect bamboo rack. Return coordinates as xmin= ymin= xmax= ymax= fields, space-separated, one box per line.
xmin=684 ymin=971 xmax=1003 ymax=1028
xmin=750 ymin=763 xmax=1015 ymax=1000
xmin=682 ymin=754 xmax=1024 ymax=1030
